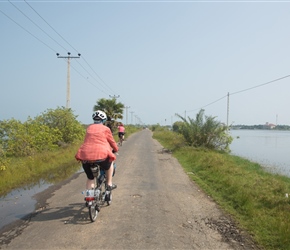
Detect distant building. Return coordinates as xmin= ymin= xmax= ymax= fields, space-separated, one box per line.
xmin=264 ymin=122 xmax=276 ymax=129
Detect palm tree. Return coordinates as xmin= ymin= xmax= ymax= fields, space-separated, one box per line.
xmin=176 ymin=109 xmax=232 ymax=152
xmin=93 ymin=98 xmax=125 ymax=132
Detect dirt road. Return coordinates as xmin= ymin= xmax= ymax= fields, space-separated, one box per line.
xmin=0 ymin=129 xmax=257 ymax=249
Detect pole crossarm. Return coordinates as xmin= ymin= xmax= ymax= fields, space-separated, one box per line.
xmin=57 ymin=56 xmax=80 ymax=59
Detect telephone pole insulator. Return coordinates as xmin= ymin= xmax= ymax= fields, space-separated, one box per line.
xmin=109 ymin=95 xmax=120 ymax=99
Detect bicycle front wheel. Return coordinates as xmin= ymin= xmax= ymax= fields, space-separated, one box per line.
xmin=88 ymin=204 xmax=99 ymax=222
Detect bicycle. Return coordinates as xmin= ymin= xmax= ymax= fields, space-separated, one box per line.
xmin=118 ymin=133 xmax=125 ymax=146
xmin=83 ymin=162 xmax=114 ymax=222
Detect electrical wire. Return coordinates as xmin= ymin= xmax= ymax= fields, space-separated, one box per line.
xmin=8 ymin=0 xmax=68 ymax=51
xmin=70 ymin=64 xmax=111 ymax=95
xmin=2 ymin=0 xmax=121 ymax=98
xmin=186 ymin=94 xmax=228 ymax=113
xmin=230 ymin=74 xmax=290 ymax=96
xmin=0 ymin=8 xmax=56 ymax=52
xmin=23 ymin=0 xmax=80 ymax=53
xmin=184 ymin=74 xmax=290 ymax=116
xmin=23 ymin=0 xmax=118 ymax=96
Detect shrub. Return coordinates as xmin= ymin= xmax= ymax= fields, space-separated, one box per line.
xmin=35 ymin=107 xmax=84 ymax=144
xmin=0 ymin=107 xmax=85 ymax=157
xmin=176 ymin=109 xmax=233 ymax=152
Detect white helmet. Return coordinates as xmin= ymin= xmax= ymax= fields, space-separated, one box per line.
xmin=92 ymin=110 xmax=107 ymax=121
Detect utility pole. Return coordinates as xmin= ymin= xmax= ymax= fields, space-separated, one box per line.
xmin=56 ymin=52 xmax=81 ymax=109
xmin=109 ymin=95 xmax=120 ymax=99
xmin=130 ymin=111 xmax=134 ymax=125
xmin=227 ymin=92 xmax=230 ymax=126
xmin=125 ymin=106 xmax=130 ymax=125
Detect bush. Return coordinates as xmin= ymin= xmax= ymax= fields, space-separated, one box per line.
xmin=175 ymin=109 xmax=233 ymax=152
xmin=35 ymin=107 xmax=84 ymax=144
xmin=0 ymin=107 xmax=85 ymax=157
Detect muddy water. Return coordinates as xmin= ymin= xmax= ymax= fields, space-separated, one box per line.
xmin=0 ymin=180 xmax=52 ymax=229
xmin=0 ymin=167 xmax=83 ymax=230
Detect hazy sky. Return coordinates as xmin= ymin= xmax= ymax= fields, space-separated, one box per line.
xmin=1 ymin=0 xmax=290 ymax=126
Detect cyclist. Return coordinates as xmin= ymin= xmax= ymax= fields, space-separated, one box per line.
xmin=75 ymin=110 xmax=118 ymax=192
xmin=118 ymin=122 xmax=125 ymax=145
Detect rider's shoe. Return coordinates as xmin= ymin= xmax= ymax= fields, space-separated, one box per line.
xmin=106 ymin=184 xmax=117 ymax=191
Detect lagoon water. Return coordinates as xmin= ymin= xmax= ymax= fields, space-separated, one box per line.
xmin=230 ymin=129 xmax=290 ymax=177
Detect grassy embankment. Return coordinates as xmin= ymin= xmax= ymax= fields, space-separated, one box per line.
xmin=153 ymin=130 xmax=290 ymax=250
xmin=0 ymin=125 xmax=139 ymax=197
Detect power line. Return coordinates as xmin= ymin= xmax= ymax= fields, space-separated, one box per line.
xmin=24 ymin=0 xmax=79 ymax=53
xmin=74 ymin=59 xmax=114 ymax=95
xmin=70 ymin=63 xmax=111 ymax=95
xmin=230 ymin=74 xmax=290 ymax=96
xmin=81 ymin=56 xmax=117 ymax=95
xmin=23 ymin=0 xmax=118 ymax=96
xmin=8 ymin=0 xmax=68 ymax=52
xmin=185 ymin=74 xmax=290 ymax=114
xmin=2 ymin=1 xmax=120 ymax=98
xmin=0 ymin=8 xmax=56 ymax=52
xmin=187 ymin=94 xmax=227 ymax=113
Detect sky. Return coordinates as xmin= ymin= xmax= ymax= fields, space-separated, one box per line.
xmin=1 ymin=0 xmax=290 ymax=126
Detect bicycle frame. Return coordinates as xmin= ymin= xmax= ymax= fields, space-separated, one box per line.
xmin=84 ymin=163 xmax=112 ymax=222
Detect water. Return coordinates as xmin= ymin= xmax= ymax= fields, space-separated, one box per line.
xmin=0 ymin=167 xmax=83 ymax=230
xmin=0 ymin=180 xmax=52 ymax=229
xmin=230 ymin=129 xmax=290 ymax=177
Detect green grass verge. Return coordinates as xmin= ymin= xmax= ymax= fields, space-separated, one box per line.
xmin=0 ymin=143 xmax=81 ymax=197
xmin=153 ymin=130 xmax=290 ymax=250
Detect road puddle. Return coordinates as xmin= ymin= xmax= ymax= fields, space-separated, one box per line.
xmin=0 ymin=180 xmax=52 ymax=229
xmin=0 ymin=167 xmax=83 ymax=230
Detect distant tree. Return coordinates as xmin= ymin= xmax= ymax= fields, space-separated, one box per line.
xmin=93 ymin=98 xmax=125 ymax=132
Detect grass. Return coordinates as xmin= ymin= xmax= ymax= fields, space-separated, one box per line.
xmin=0 ymin=143 xmax=81 ymax=197
xmin=153 ymin=130 xmax=290 ymax=250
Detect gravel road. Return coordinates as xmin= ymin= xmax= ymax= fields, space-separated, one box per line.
xmin=0 ymin=129 xmax=258 ymax=249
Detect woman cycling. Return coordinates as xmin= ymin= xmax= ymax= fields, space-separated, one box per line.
xmin=117 ymin=122 xmax=125 ymax=145
xmin=75 ymin=110 xmax=118 ymax=191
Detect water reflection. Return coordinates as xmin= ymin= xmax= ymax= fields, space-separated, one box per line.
xmin=0 ymin=180 xmax=52 ymax=229
xmin=0 ymin=165 xmax=83 ymax=230
xmin=230 ymin=130 xmax=290 ymax=177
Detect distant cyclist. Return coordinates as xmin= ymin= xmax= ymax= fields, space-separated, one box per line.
xmin=75 ymin=110 xmax=118 ymax=192
xmin=117 ymin=122 xmax=125 ymax=145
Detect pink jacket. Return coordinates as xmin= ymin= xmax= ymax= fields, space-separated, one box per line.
xmin=118 ymin=125 xmax=125 ymax=133
xmin=75 ymin=123 xmax=118 ymax=162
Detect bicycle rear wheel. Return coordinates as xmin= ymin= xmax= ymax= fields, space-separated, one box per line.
xmin=88 ymin=203 xmax=99 ymax=222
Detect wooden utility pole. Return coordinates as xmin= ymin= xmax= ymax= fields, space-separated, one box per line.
xmin=56 ymin=52 xmax=81 ymax=108
xmin=125 ymin=106 xmax=130 ymax=125
xmin=227 ymin=92 xmax=230 ymax=126
xmin=130 ymin=111 xmax=134 ymax=125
